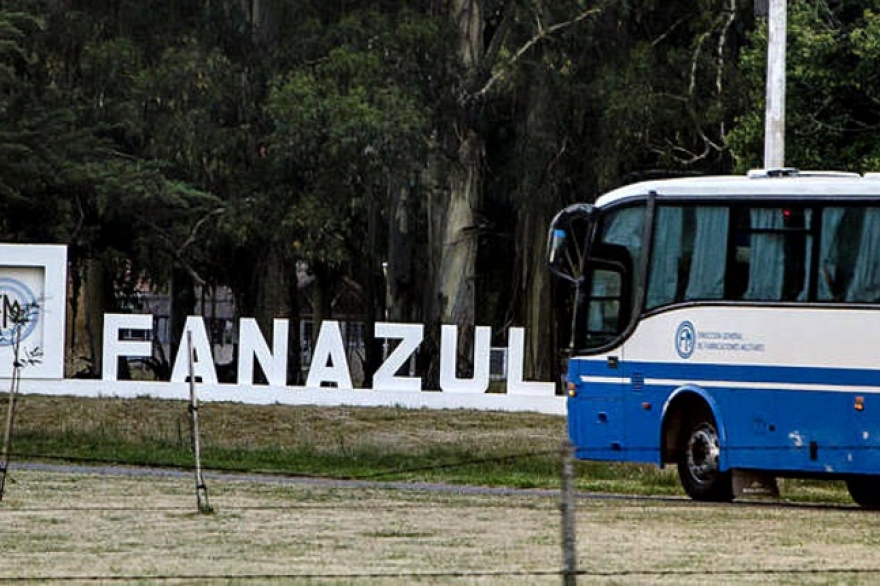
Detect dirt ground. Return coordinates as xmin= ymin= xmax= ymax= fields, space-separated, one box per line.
xmin=1 ymin=466 xmax=880 ymax=585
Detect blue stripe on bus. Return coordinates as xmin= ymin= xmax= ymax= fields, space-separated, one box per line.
xmin=570 ymin=359 xmax=880 ymax=388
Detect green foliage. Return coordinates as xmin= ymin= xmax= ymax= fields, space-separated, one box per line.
xmin=0 ymin=0 xmax=223 ymax=300
xmin=262 ymin=11 xmax=433 ymax=272
xmin=729 ymin=0 xmax=880 ymax=172
xmin=545 ymin=0 xmax=753 ymax=190
xmin=19 ymin=0 xmax=880 ymax=380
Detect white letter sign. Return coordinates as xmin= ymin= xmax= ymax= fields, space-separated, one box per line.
xmin=506 ymin=327 xmax=555 ymax=396
xmin=102 ymin=313 xmax=152 ymax=381
xmin=439 ymin=324 xmax=491 ymax=393
xmin=170 ymin=316 xmax=217 ymax=384
xmin=238 ymin=318 xmax=289 ymax=386
xmin=373 ymin=322 xmax=423 ymax=391
xmin=306 ymin=320 xmax=353 ymax=389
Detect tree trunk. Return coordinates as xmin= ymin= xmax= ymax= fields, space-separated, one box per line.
xmin=169 ymin=267 xmax=196 ymax=364
xmin=387 ymin=177 xmax=420 ymax=324
xmin=359 ymin=184 xmax=387 ymax=389
xmin=428 ymin=0 xmax=484 ymax=380
xmin=66 ymin=255 xmax=85 ymax=377
xmin=420 ymin=147 xmax=447 ymax=388
xmin=518 ymin=199 xmax=559 ymax=386
xmin=515 ymin=66 xmax=563 ymax=388
xmin=309 ymin=263 xmax=333 ymax=340
xmin=286 ymin=270 xmax=303 ymax=386
xmin=439 ymin=128 xmax=481 ymax=376
xmin=82 ymin=255 xmax=116 ymax=378
xmin=253 ymin=241 xmax=300 ymax=385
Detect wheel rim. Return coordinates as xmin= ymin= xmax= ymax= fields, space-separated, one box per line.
xmin=686 ymin=424 xmax=720 ymax=485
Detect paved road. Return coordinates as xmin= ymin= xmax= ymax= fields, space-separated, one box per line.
xmin=17 ymin=460 xmax=850 ymax=511
xmin=11 ymin=460 xmax=688 ymax=503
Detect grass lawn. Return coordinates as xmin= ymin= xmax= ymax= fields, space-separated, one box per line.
xmin=3 ymin=393 xmax=852 ymax=505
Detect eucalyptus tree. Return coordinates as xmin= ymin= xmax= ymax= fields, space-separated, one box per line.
xmin=0 ymin=3 xmax=139 ymax=372
xmin=0 ymin=1 xmax=227 ymax=375
xmin=480 ymin=0 xmax=754 ymax=382
xmin=0 ymin=6 xmax=72 ymax=242
xmin=496 ymin=2 xmax=604 ymax=384
xmin=416 ymin=0 xmax=601 ymax=384
xmin=586 ymin=0 xmax=751 ymax=186
xmin=263 ymin=8 xmax=433 ymax=385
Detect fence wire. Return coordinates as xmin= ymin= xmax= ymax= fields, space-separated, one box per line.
xmin=3 ymin=567 xmax=880 ymax=583
xmin=16 ymin=441 xmax=880 ymax=482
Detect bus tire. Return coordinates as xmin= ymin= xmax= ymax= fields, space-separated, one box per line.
xmin=677 ymin=412 xmax=733 ymax=502
xmin=846 ymin=476 xmax=880 ymax=509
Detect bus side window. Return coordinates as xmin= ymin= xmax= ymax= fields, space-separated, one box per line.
xmin=819 ymin=207 xmax=853 ymax=301
xmin=735 ymin=207 xmax=812 ymax=302
xmin=573 ymin=204 xmax=644 ymax=351
xmin=646 ymin=206 xmax=683 ymax=309
xmin=646 ymin=205 xmax=728 ymax=310
xmin=822 ymin=206 xmax=880 ymax=302
xmin=741 ymin=208 xmax=785 ymax=300
xmin=846 ymin=207 xmax=880 ymax=301
xmin=684 ymin=207 xmax=728 ymax=301
xmin=599 ymin=205 xmax=644 ymax=300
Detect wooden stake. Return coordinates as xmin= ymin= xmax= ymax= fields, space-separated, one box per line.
xmin=560 ymin=439 xmax=577 ymax=585
xmin=187 ymin=331 xmax=212 ymax=514
xmin=0 ymin=326 xmax=23 ymax=501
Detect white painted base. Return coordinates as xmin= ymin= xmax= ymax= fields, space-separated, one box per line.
xmin=16 ymin=379 xmax=567 ymax=415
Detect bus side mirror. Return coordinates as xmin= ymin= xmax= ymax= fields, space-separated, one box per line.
xmin=548 ymin=228 xmax=570 ymax=275
xmin=547 ymin=203 xmax=595 ymax=283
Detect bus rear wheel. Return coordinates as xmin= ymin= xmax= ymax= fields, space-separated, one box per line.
xmin=677 ymin=414 xmax=733 ymax=502
xmin=846 ymin=476 xmax=880 ymax=509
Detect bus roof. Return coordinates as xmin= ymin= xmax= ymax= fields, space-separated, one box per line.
xmin=594 ymin=169 xmax=880 ymax=208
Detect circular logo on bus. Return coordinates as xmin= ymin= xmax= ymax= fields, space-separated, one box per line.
xmin=675 ymin=321 xmax=696 ymax=359
xmin=0 ymin=278 xmax=39 ymax=346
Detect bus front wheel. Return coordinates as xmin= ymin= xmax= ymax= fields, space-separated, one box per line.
xmin=677 ymin=413 xmax=733 ymax=502
xmin=846 ymin=476 xmax=880 ymax=509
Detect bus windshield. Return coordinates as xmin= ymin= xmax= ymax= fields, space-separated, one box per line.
xmin=576 ymin=204 xmax=646 ymax=350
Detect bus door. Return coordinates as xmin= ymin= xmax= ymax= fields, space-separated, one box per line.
xmin=567 ymin=261 xmax=629 ymax=458
xmin=577 ymin=205 xmax=646 ymax=459
xmin=549 ymin=201 xmax=646 ymax=460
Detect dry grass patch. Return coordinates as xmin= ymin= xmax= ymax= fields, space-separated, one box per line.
xmin=13 ymin=394 xmax=565 ymax=455
xmin=0 ymin=467 xmax=877 ymax=585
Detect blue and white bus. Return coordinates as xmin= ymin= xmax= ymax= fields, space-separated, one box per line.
xmin=547 ymin=169 xmax=880 ymax=507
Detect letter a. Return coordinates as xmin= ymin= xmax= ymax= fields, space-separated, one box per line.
xmin=306 ymin=320 xmax=353 ymax=389
xmin=171 ymin=316 xmax=218 ymax=384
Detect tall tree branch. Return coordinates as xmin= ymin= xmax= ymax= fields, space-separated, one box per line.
xmin=145 ymin=206 xmax=225 ymax=285
xmin=473 ymin=6 xmax=601 ymax=100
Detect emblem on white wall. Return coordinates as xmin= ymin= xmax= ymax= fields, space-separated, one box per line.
xmin=0 ymin=244 xmax=67 ymax=379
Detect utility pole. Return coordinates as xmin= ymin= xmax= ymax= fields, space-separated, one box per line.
xmin=764 ymin=0 xmax=787 ymax=169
